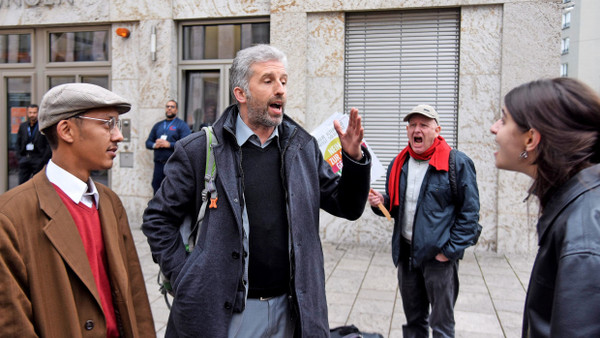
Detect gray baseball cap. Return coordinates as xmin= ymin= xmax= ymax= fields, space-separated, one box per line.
xmin=403 ymin=104 xmax=439 ymax=124
xmin=39 ymin=83 xmax=131 ymax=131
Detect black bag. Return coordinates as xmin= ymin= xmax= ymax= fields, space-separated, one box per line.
xmin=330 ymin=325 xmax=384 ymax=338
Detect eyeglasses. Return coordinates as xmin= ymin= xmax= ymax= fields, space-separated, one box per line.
xmin=166 ymin=105 xmax=176 ymax=109
xmin=76 ymin=116 xmax=122 ymax=132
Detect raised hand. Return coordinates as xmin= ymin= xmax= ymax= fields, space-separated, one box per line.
xmin=334 ymin=107 xmax=364 ymax=161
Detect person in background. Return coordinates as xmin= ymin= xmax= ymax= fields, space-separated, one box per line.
xmin=0 ymin=83 xmax=155 ymax=337
xmin=142 ymin=44 xmax=371 ymax=337
xmin=145 ymin=100 xmax=191 ymax=194
xmin=369 ymin=104 xmax=481 ymax=338
xmin=490 ymin=77 xmax=600 ymax=338
xmin=16 ymin=104 xmax=51 ymax=183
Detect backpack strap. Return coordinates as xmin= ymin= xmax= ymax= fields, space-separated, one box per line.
xmin=160 ymin=127 xmax=219 ymax=303
xmin=449 ymin=148 xmax=458 ymax=201
xmin=187 ymin=126 xmax=218 ymax=252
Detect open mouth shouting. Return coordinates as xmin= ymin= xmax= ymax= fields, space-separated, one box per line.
xmin=269 ymin=99 xmax=284 ymax=115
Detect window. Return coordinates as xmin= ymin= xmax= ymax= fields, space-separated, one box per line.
xmin=1 ymin=27 xmax=111 ymax=192
xmin=49 ymin=30 xmax=109 ymax=62
xmin=345 ymin=9 xmax=460 ymax=190
xmin=561 ymin=37 xmax=570 ymax=54
xmin=561 ymin=63 xmax=568 ymax=77
xmin=562 ymin=12 xmax=571 ymax=29
xmin=0 ymin=33 xmax=31 ymax=64
xmin=182 ymin=22 xmax=269 ymax=60
xmin=179 ymin=19 xmax=270 ymax=131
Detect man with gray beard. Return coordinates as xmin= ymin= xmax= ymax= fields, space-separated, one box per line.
xmin=142 ymin=44 xmax=372 ymax=337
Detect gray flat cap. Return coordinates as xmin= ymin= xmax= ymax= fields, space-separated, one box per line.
xmin=39 ymin=83 xmax=131 ymax=131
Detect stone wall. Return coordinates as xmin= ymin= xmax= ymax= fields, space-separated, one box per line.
xmin=0 ymin=0 xmax=561 ymax=253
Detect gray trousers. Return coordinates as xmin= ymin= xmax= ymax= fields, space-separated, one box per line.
xmin=227 ymin=293 xmax=295 ymax=338
xmin=398 ymin=254 xmax=459 ymax=338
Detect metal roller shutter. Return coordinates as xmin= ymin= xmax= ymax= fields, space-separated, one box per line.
xmin=344 ymin=9 xmax=460 ymax=190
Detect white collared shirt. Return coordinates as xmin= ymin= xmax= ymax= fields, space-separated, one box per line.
xmin=46 ymin=160 xmax=100 ymax=209
xmin=235 ymin=113 xmax=279 ymax=148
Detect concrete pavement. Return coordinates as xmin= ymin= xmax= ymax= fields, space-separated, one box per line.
xmin=132 ymin=227 xmax=535 ymax=338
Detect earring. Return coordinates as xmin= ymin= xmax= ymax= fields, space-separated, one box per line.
xmin=520 ymin=150 xmax=528 ymax=159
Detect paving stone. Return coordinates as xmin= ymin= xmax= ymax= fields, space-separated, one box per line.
xmin=350 ymin=298 xmax=395 ymax=315
xmin=455 ymin=310 xmax=503 ymax=334
xmin=455 ymin=291 xmax=496 ymax=314
xmin=328 ymin=303 xmax=353 ymax=323
xmin=336 ymin=257 xmax=372 ymax=272
xmin=357 ymin=289 xmax=397 ymax=302
xmin=130 ymin=227 xmax=535 ymax=336
xmin=327 ymin=291 xmax=357 ymax=305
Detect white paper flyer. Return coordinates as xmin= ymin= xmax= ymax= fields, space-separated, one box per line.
xmin=311 ymin=112 xmax=385 ymax=184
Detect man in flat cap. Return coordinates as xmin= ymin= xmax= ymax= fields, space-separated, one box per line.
xmin=0 ymin=83 xmax=155 ymax=337
xmin=369 ymin=104 xmax=481 ymax=338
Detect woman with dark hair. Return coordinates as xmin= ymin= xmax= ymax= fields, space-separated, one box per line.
xmin=490 ymin=77 xmax=600 ymax=338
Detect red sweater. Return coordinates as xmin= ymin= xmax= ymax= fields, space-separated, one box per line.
xmin=54 ymin=185 xmax=118 ymax=337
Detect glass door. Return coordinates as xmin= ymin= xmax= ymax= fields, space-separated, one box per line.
xmin=1 ymin=27 xmax=112 ymax=193
xmin=184 ymin=70 xmax=221 ymax=132
xmin=3 ymin=76 xmax=32 ymax=191
xmin=46 ymin=74 xmax=110 ymax=186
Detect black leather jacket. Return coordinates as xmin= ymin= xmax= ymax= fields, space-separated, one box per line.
xmin=523 ymin=163 xmax=600 ymax=337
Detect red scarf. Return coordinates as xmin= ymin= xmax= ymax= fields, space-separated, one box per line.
xmin=388 ymin=136 xmax=452 ymax=209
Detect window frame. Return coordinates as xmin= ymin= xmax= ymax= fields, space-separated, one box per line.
xmin=43 ymin=26 xmax=111 ymax=68
xmin=561 ymin=37 xmax=570 ymax=54
xmin=44 ymin=69 xmax=111 ymax=90
xmin=562 ymin=12 xmax=571 ymax=29
xmin=178 ymin=17 xmax=270 ymax=65
xmin=0 ymin=29 xmax=35 ymax=69
xmin=560 ymin=63 xmax=568 ymax=77
xmin=344 ymin=9 xmax=461 ymax=190
xmin=177 ymin=17 xmax=270 ymax=126
xmin=178 ymin=63 xmax=231 ymax=129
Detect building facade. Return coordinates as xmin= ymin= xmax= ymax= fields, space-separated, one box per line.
xmin=560 ymin=0 xmax=600 ymax=93
xmin=0 ymin=0 xmax=561 ymax=253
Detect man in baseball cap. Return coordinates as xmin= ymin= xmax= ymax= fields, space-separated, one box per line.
xmin=0 ymin=83 xmax=155 ymax=337
xmin=369 ymin=103 xmax=481 ymax=337
xmin=403 ymin=104 xmax=439 ymax=124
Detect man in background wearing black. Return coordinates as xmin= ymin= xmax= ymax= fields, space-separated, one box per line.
xmin=16 ymin=104 xmax=51 ymax=184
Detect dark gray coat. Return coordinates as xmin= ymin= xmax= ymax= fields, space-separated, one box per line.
xmin=523 ymin=163 xmax=600 ymax=337
xmin=142 ymin=105 xmax=371 ymax=337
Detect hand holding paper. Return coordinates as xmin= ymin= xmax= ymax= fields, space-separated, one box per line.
xmin=311 ymin=111 xmax=385 ymax=182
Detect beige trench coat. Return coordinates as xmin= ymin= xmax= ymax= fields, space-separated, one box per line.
xmin=0 ymin=170 xmax=155 ymax=337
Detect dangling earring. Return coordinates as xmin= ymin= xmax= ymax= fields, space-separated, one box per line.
xmin=520 ymin=150 xmax=528 ymax=159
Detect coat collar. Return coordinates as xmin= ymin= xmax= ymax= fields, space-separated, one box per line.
xmin=537 ymin=163 xmax=600 ymax=244
xmin=33 ymin=171 xmax=126 ymax=309
xmin=218 ymin=104 xmax=301 ymax=149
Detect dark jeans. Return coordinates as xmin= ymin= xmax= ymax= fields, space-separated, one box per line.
xmin=398 ymin=241 xmax=459 ymax=338
xmin=152 ymin=161 xmax=166 ymax=194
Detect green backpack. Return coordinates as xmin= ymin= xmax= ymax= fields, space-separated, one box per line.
xmin=158 ymin=126 xmax=218 ymax=308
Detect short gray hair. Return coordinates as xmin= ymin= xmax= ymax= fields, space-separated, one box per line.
xmin=230 ymin=44 xmax=288 ymax=104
